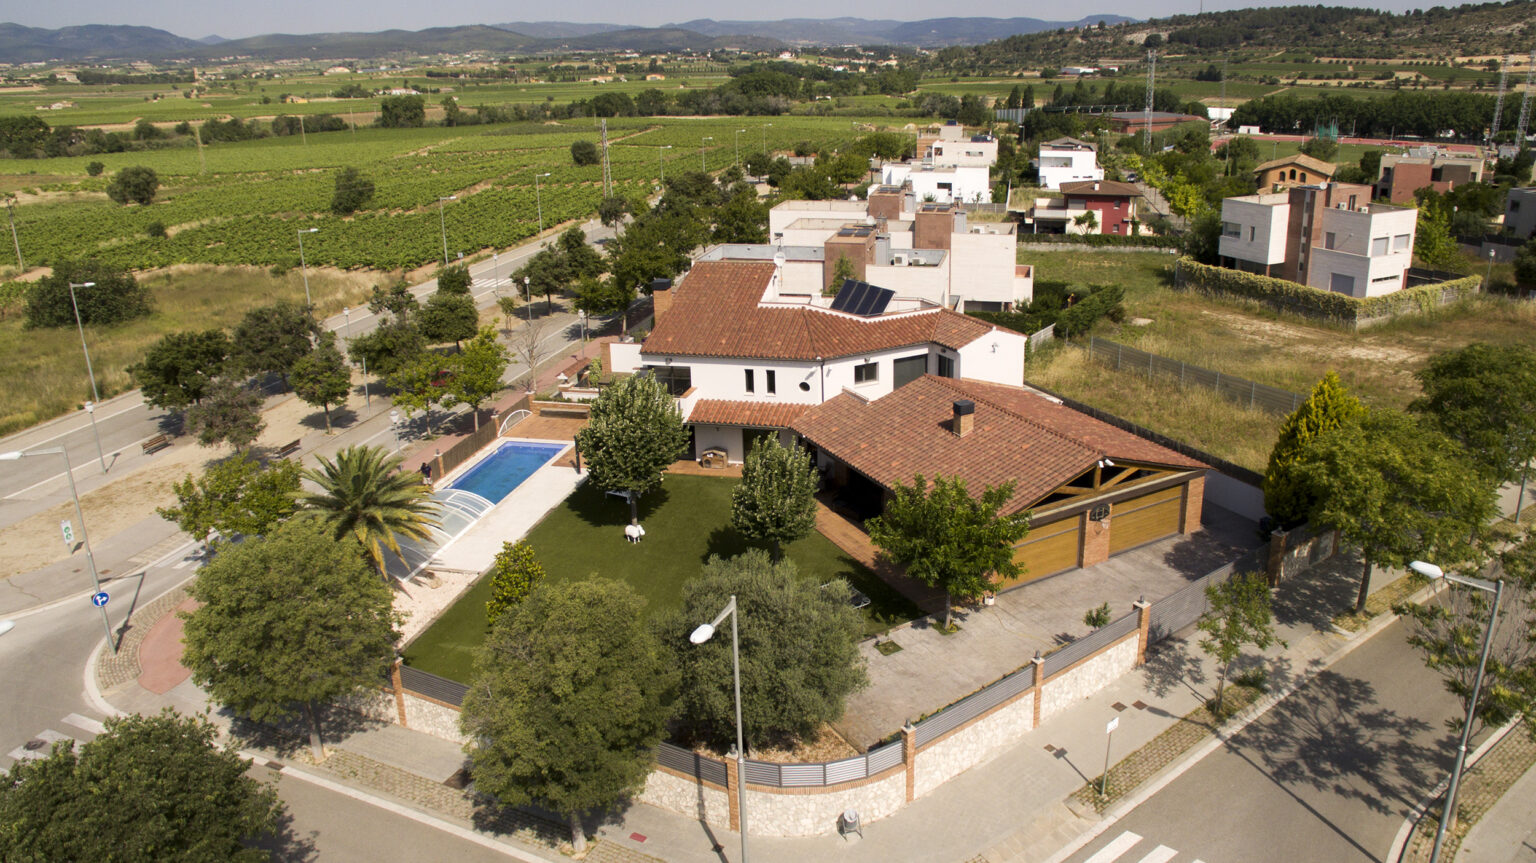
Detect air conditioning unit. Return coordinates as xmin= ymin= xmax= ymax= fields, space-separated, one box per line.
xmin=892 ymin=254 xmax=908 ymax=266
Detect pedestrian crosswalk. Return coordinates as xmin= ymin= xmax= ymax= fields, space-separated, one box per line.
xmin=1082 ymin=831 xmax=1206 ymax=863
xmin=5 ymin=713 xmax=104 ymax=764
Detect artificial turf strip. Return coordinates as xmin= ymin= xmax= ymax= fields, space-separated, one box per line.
xmin=404 ymin=474 xmax=923 ymax=682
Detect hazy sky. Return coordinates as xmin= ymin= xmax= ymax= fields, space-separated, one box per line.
xmin=4 ymin=0 xmax=1458 ymax=40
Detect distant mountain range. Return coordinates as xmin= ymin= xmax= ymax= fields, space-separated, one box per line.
xmin=0 ymin=15 xmax=1136 ymax=63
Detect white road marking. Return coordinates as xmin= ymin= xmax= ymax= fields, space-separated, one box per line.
xmin=62 ymin=713 xmax=106 ymax=735
xmin=7 ymin=728 xmax=75 ymax=761
xmin=1086 ymin=831 xmax=1144 ymax=863
xmin=1135 ymin=846 xmax=1178 ymax=863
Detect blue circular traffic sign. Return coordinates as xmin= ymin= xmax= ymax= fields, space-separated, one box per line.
xmin=91 ymin=592 xmax=109 ymax=607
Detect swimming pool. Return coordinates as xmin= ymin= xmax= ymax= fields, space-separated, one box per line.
xmin=448 ymin=441 xmax=569 ymax=504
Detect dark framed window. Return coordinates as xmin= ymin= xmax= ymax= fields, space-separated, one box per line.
xmin=937 ymin=355 xmax=955 ymax=378
xmin=744 ymin=369 xmax=755 ymax=393
xmin=854 ymin=362 xmax=878 ymax=384
xmin=765 ymin=370 xmax=776 ymax=394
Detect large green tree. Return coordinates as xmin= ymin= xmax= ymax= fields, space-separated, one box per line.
xmin=1299 ymin=408 xmax=1497 ymax=614
xmin=299 ymin=444 xmax=438 ymax=576
xmin=183 ymin=519 xmax=401 ymax=758
xmin=419 ymin=291 xmax=479 ymax=350
xmin=105 ymin=165 xmax=159 ymax=205
xmin=0 ymin=710 xmax=282 ymax=862
xmin=1263 ymin=371 xmax=1365 ymax=527
xmin=1409 ymin=343 xmax=1536 ymax=488
xmin=730 ymin=436 xmax=818 ymax=558
xmin=131 ymin=329 xmax=231 ymax=411
xmin=24 ymin=259 xmax=153 ymax=329
xmin=230 ymin=300 xmax=321 ymax=385
xmin=574 ymin=372 xmax=690 ymax=522
xmin=1197 ymin=573 xmax=1284 ymax=715
xmin=461 ymin=578 xmax=675 ymax=853
xmin=290 ymin=331 xmax=352 ymax=434
xmin=330 ymin=165 xmax=375 ymax=215
xmin=157 ymin=454 xmax=302 ymax=546
xmin=867 ymin=474 xmax=1030 ymax=630
xmin=666 ymin=550 xmax=867 ymax=748
xmin=186 ymin=378 xmax=266 ymax=452
xmin=446 ymin=327 xmax=509 ymax=430
xmin=347 ymin=318 xmax=425 ymax=378
xmin=485 ymin=540 xmax=544 ymax=626
xmin=435 ymin=262 xmax=472 ymax=295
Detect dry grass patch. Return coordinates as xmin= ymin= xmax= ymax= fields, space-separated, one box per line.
xmin=1332 ymin=571 xmax=1432 ymax=632
xmin=1026 ymin=345 xmax=1280 ymax=473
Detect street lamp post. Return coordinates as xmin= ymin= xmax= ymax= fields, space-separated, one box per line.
xmin=1485 ymin=247 xmax=1497 ymax=291
xmin=1409 ymin=560 xmax=1506 ymax=863
xmin=657 ymin=145 xmax=673 ymax=188
xmin=0 ymin=447 xmax=115 ymax=652
xmin=341 ymin=307 xmax=370 ymax=410
xmin=5 ymin=195 xmax=22 ymax=273
xmin=534 ymin=173 xmax=551 ymax=235
xmin=761 ymin=123 xmax=772 ymax=157
xmin=701 ymin=136 xmax=713 ymax=172
xmin=65 ymin=281 xmax=106 ymax=472
xmin=690 ymin=596 xmax=747 ymax=863
xmin=735 ymin=129 xmax=746 ymax=165
xmin=296 ymin=228 xmax=318 ymax=308
xmin=389 ymin=408 xmax=401 ymax=452
xmin=437 ymin=195 xmax=457 ymax=266
xmin=523 ymin=275 xmax=532 ymax=321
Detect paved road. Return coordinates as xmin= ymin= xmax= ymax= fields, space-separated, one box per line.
xmin=1065 ymin=618 xmax=1463 ymax=863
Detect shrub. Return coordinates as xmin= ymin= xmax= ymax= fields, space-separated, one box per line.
xmin=85 ymin=161 xmax=104 ymax=177
xmin=330 ymin=166 xmax=375 ymax=215
xmin=145 ymin=221 xmax=167 ymax=238
xmin=104 ymin=165 xmax=158 ymax=205
xmin=24 ymin=260 xmax=152 ymax=328
xmin=570 ymin=140 xmax=599 ymax=166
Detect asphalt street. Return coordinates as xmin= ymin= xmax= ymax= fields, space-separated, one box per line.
xmin=1065 ymin=617 xmax=1464 ymax=863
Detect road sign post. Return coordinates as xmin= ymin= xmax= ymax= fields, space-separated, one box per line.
xmin=92 ymin=592 xmax=109 ymax=608
xmin=1102 ymin=716 xmax=1119 ymax=796
xmin=61 ymin=520 xmax=74 ymax=547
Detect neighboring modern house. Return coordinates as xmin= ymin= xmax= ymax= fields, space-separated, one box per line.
xmin=1505 ymin=187 xmax=1536 ymax=239
xmin=1037 ymin=137 xmax=1104 ymax=190
xmin=1030 ymin=180 xmax=1141 ymax=235
xmin=880 ymin=163 xmax=992 ymax=204
xmin=761 ymin=192 xmax=1033 ymax=309
xmin=927 ymin=135 xmax=999 ymax=169
xmin=791 ymin=375 xmax=1208 ymax=584
xmin=1218 ymin=182 xmax=1418 ymax=297
xmin=606 ymin=260 xmax=1028 ymax=464
xmin=1253 ymin=153 xmax=1336 ymax=191
xmin=1376 ymin=149 xmax=1486 ymax=204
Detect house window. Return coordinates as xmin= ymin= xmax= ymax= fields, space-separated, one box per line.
xmin=1324 ymin=232 xmax=1337 ymax=250
xmin=765 ymin=370 xmax=776 ymax=394
xmin=937 ymin=354 xmax=955 ymax=378
xmin=744 ymin=369 xmax=754 ymax=393
xmin=1393 ymin=233 xmax=1410 ymax=250
xmin=1112 ymin=224 xmax=1120 ymax=233
xmin=1329 ymin=272 xmax=1356 ymax=294
xmin=1300 ymin=173 xmax=1307 ymax=182
xmin=1513 ymin=200 xmax=1522 ymax=212
xmin=1289 ymin=169 xmax=1296 ymax=180
xmin=1249 ymin=227 xmax=1256 ymax=242
xmin=1222 ymin=221 xmax=1242 ymax=238
xmin=853 ymin=362 xmax=878 ymax=384
xmin=1371 ymin=236 xmax=1390 ymax=256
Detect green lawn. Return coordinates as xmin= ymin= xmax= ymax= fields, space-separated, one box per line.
xmin=403 ymin=474 xmax=922 ymax=682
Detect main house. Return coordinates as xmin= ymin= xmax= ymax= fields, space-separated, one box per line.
xmin=607 ymin=260 xmax=1027 ymax=464
xmin=793 ymin=376 xmax=1207 ymax=583
xmin=1036 ymin=137 xmax=1104 ymax=190
xmin=1218 ymin=181 xmax=1418 ymax=297
xmin=1376 ymin=148 xmax=1486 ymax=204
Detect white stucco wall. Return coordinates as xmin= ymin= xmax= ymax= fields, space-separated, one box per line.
xmin=949 ymin=228 xmax=1024 ymax=306
xmin=770 ymin=200 xmax=870 ymax=236
xmin=913 ymin=690 xmax=1036 ymax=797
xmin=955 ymin=329 xmax=1026 ymax=386
xmin=1218 ymin=195 xmax=1289 ymax=266
xmin=865 ymin=260 xmax=952 ymax=303
xmin=1039 ymin=148 xmax=1103 ymax=190
xmin=1308 ymin=205 xmax=1417 ymax=297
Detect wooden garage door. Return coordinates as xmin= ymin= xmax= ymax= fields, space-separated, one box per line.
xmin=1007 ymin=518 xmax=1081 ymax=585
xmin=1108 ymin=485 xmax=1183 ymax=554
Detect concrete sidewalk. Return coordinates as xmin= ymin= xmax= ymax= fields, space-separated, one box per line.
xmin=93 ymin=546 xmax=1407 ymax=863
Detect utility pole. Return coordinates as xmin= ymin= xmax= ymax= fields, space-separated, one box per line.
xmin=4 ymin=196 xmax=22 ymax=273
xmin=1492 ymin=56 xmax=1511 ymax=145
xmin=600 ymin=119 xmax=612 ymax=199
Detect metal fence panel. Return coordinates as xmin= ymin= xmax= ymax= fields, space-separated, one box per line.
xmin=866 ymin=741 xmax=905 ymax=774
xmin=824 ymin=756 xmax=870 ymax=784
xmin=743 ymin=761 xmax=780 ymax=785
xmin=1042 ymin=611 xmax=1138 ymax=677
xmin=656 ymin=742 xmax=730 ymax=785
xmin=399 ymin=665 xmax=469 ymax=707
xmin=780 ymin=763 xmax=828 ymax=787
xmin=1145 ymin=550 xmax=1263 ymax=643
xmin=1082 ymin=337 xmax=1303 ymax=415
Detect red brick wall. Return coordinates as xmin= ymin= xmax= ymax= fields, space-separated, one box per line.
xmin=1066 ymin=194 xmax=1136 ymax=235
xmin=1079 ymin=511 xmax=1111 ymax=567
xmin=1181 ymin=474 xmax=1205 ymax=534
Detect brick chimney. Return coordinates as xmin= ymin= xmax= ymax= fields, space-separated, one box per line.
xmin=650 ymin=277 xmax=672 ymax=325
xmin=952 ymin=399 xmax=975 ymax=437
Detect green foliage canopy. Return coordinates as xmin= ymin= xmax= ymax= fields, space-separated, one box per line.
xmin=1263 ymin=371 xmax=1365 ymax=527
xmin=730 ymin=437 xmax=818 ymax=557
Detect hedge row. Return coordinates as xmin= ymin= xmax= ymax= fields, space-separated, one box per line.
xmin=1019 ymin=232 xmax=1182 ymax=249
xmin=1173 ymin=257 xmax=1481 ymax=328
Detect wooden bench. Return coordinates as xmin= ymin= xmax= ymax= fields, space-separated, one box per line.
xmin=276 ymin=439 xmax=302 ymax=459
xmin=141 ymin=434 xmax=171 ymax=455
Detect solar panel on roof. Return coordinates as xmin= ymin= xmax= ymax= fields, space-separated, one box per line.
xmin=828 ymin=280 xmax=894 ymax=317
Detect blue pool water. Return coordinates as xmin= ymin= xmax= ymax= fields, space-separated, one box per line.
xmin=448 ymin=441 xmax=568 ymax=504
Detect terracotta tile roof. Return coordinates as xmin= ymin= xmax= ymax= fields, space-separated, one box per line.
xmin=790 ymin=375 xmax=1205 ymax=514
xmin=1060 ymin=180 xmax=1142 ymax=199
xmin=1253 ymin=153 xmax=1336 ymax=175
xmin=688 ymin=399 xmax=812 ymax=429
xmin=643 ymin=261 xmax=1006 ymax=362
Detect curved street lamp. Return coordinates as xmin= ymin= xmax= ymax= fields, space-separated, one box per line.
xmin=690 ymin=595 xmax=747 ymax=863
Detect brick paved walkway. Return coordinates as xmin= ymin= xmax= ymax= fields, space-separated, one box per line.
xmin=95 ymin=583 xmax=191 ymax=691
xmin=584 ymin=839 xmax=668 ymax=863
xmin=813 ymin=500 xmax=944 ymax=614
xmin=1401 ymin=720 xmax=1536 ymax=862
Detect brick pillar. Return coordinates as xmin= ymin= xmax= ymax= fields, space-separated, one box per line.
xmin=902 ymin=722 xmax=917 ymax=802
xmin=725 ymin=750 xmax=740 ymax=832
xmin=1180 ymin=475 xmax=1205 ymax=534
xmin=1266 ymin=527 xmax=1288 ymax=586
xmin=1134 ymin=599 xmax=1152 ymax=666
xmin=1031 ymin=653 xmax=1046 ymax=728
xmin=1080 ymin=511 xmax=1111 ymax=568
xmin=391 ymin=658 xmax=408 ymax=727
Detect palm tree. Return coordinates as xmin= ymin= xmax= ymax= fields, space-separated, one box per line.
xmin=300 ymin=445 xmax=439 ymax=577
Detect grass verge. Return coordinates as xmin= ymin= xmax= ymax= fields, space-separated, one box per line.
xmin=1331 ymin=572 xmax=1431 ymax=633
xmin=1402 ymin=720 xmax=1536 ymax=863
xmin=1070 ymin=683 xmax=1263 ymax=814
xmin=404 ymin=474 xmax=923 ymax=682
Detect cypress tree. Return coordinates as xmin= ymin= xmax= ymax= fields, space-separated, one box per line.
xmin=1262 ymin=371 xmax=1364 ymax=527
